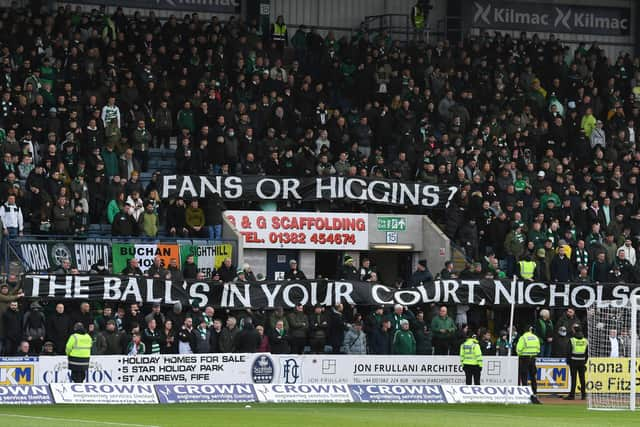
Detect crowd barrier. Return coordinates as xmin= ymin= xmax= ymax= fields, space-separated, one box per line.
xmin=0 ymin=354 xmax=518 ymax=386
xmin=0 ymin=383 xmax=534 ymax=405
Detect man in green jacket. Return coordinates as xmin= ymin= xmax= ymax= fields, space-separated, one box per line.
xmin=431 ymin=305 xmax=456 ymax=355
xmin=504 ymin=222 xmax=526 ymax=276
xmin=185 ymin=199 xmax=205 ymax=237
xmin=392 ymin=319 xmax=416 ymax=355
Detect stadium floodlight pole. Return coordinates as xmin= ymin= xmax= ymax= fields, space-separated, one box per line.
xmin=507 ymin=275 xmax=516 ymax=357
xmin=632 ymin=294 xmax=638 ymax=411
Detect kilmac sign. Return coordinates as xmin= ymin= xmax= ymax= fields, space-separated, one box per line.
xmin=158 ymin=175 xmax=458 ymax=209
xmin=21 ymin=276 xmax=640 ymax=309
xmin=465 ymin=1 xmax=631 ymax=36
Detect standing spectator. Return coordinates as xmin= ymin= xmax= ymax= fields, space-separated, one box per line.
xmin=0 ymin=194 xmax=23 ymax=239
xmin=142 ymin=318 xmax=162 ymax=354
xmin=101 ymin=96 xmax=121 ymax=129
xmin=177 ymin=317 xmax=196 ymax=354
xmin=504 ymin=223 xmax=526 ymax=276
xmin=126 ymin=333 xmax=146 ymax=356
xmin=343 ymin=322 xmax=367 ymax=355
xmin=131 ymin=120 xmax=151 ymax=172
xmin=409 ymin=259 xmax=433 ymax=286
xmin=431 ymin=306 xmax=456 ymax=355
xmin=370 ymin=318 xmax=393 ymax=355
xmin=0 ymin=283 xmax=23 ymax=355
xmin=589 ymin=252 xmax=610 ymax=283
xmin=111 ymin=204 xmax=137 ymax=236
xmin=140 ymin=201 xmax=159 ymax=238
xmin=185 ymin=199 xmax=206 ymax=237
xmin=23 ymin=301 xmax=46 ymax=355
xmin=392 ymin=319 xmax=416 ymax=355
xmin=219 ymin=316 xmax=239 ymax=353
xmin=155 ymin=100 xmax=173 ymax=149
xmin=413 ymin=311 xmax=433 ymax=355
xmin=308 ymin=305 xmax=329 ymax=354
xmin=287 ymin=303 xmax=309 ymax=354
xmin=617 ymin=238 xmax=636 ymax=266
xmin=284 ymin=259 xmax=306 ymax=280
xmin=328 ymin=304 xmax=347 ymax=354
xmin=193 ymin=318 xmax=212 ymax=353
xmin=167 ymin=197 xmax=188 ymax=237
xmin=269 ymin=319 xmax=290 ymax=354
xmin=256 ymin=324 xmax=270 ymax=353
xmin=101 ymin=320 xmax=126 ymax=355
xmin=217 ymin=258 xmax=236 ymax=283
xmin=52 ymin=195 xmax=73 ymax=234
xmin=535 ymin=309 xmax=554 ymax=358
xmin=235 ymin=319 xmax=261 ymax=353
xmin=338 ymin=255 xmax=359 ymax=280
xmin=550 ymin=246 xmax=572 ymax=282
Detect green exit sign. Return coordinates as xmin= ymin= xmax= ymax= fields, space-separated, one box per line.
xmin=377 ymin=217 xmax=407 ymax=232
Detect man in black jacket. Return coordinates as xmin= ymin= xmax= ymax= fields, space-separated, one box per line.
xmin=166 ymin=197 xmax=188 ymax=237
xmin=550 ymin=246 xmax=572 ymax=282
xmin=122 ymin=258 xmax=143 ymax=276
xmin=217 ymin=257 xmax=236 ymax=283
xmin=284 ymin=259 xmax=306 ymax=280
xmin=369 ymin=319 xmax=393 ymax=355
xmin=111 ymin=204 xmax=137 ymax=236
xmin=269 ymin=319 xmax=291 ymax=354
xmin=409 ymin=259 xmax=433 ymax=286
xmin=46 ymin=303 xmax=71 ymax=355
xmin=2 ymin=301 xmax=21 ymax=355
xmin=235 ymin=319 xmax=261 ymax=352
xmin=338 ymin=255 xmax=359 ymax=280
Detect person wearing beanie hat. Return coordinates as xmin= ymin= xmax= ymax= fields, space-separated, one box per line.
xmin=410 ymin=258 xmax=433 ymax=286
xmin=392 ymin=318 xmax=416 ymax=355
xmin=285 ymin=259 xmax=306 ymax=281
xmin=338 ymin=254 xmax=359 ymax=280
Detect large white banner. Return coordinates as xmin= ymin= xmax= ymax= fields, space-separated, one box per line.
xmin=225 ymin=211 xmax=369 ymax=250
xmin=5 ymin=354 xmax=518 ymax=386
xmin=269 ymin=355 xmax=519 ymax=385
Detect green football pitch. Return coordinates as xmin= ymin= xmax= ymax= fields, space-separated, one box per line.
xmin=0 ymin=403 xmax=637 ymax=427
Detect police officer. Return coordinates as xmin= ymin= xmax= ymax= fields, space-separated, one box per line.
xmin=65 ymin=322 xmax=92 ymax=383
xmin=516 ymin=326 xmax=542 ymax=404
xmin=517 ymin=255 xmax=537 ymax=280
xmin=460 ymin=332 xmax=483 ymax=385
xmin=565 ymin=326 xmax=588 ymax=400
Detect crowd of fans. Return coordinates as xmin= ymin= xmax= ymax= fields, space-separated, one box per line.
xmin=0 ymin=2 xmax=639 ymax=355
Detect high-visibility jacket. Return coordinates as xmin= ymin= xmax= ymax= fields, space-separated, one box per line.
xmin=412 ymin=6 xmax=425 ymax=28
xmin=65 ymin=333 xmax=92 ymax=367
xmin=570 ymin=337 xmax=588 ymax=362
xmin=516 ymin=332 xmax=540 ymax=357
xmin=460 ymin=338 xmax=483 ymax=367
xmin=518 ymin=260 xmax=536 ymax=279
xmin=272 ymin=23 xmax=287 ymax=42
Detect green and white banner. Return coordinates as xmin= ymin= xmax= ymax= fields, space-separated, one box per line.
xmin=179 ymin=244 xmax=233 ymax=277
